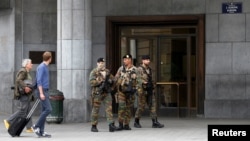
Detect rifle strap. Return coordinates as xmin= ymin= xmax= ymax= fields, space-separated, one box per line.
xmin=140 ymin=65 xmax=152 ymax=82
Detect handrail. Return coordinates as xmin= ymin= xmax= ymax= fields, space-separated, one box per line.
xmin=156 ymin=81 xmax=187 ymax=117
xmin=156 ymin=82 xmax=187 ymax=85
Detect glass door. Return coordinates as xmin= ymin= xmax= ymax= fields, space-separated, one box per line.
xmin=118 ymin=26 xmax=197 ymax=117
xmin=157 ymin=36 xmax=196 ymax=117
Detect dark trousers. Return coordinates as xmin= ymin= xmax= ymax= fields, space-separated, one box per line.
xmin=8 ymin=95 xmax=33 ymax=129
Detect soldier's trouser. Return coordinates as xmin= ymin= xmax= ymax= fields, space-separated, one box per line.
xmin=135 ymin=91 xmax=157 ymax=119
xmin=118 ymin=92 xmax=134 ymax=125
xmin=91 ymin=93 xmax=114 ymax=125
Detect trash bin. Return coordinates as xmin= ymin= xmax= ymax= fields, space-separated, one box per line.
xmin=46 ymin=89 xmax=64 ymax=124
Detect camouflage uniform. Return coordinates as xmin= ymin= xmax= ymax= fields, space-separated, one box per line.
xmin=134 ymin=55 xmax=164 ymax=128
xmin=135 ymin=64 xmax=157 ymax=118
xmin=115 ymin=65 xmax=142 ymax=130
xmin=89 ymin=65 xmax=117 ymax=132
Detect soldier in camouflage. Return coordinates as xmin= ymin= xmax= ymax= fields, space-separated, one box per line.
xmin=89 ymin=58 xmax=118 ymax=132
xmin=134 ymin=55 xmax=164 ymax=128
xmin=114 ymin=54 xmax=142 ymax=130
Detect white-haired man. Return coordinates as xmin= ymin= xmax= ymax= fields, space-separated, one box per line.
xmin=4 ymin=59 xmax=34 ymax=133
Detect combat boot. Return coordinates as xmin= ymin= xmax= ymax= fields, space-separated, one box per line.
xmin=152 ymin=118 xmax=164 ymax=128
xmin=91 ymin=125 xmax=98 ymax=132
xmin=109 ymin=123 xmax=118 ymax=132
xmin=123 ymin=124 xmax=132 ymax=130
xmin=116 ymin=122 xmax=123 ymax=131
xmin=134 ymin=118 xmax=142 ymax=128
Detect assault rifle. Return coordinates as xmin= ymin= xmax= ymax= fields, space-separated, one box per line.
xmin=124 ymin=79 xmax=136 ymax=103
xmin=122 ymin=65 xmax=136 ymax=99
xmin=98 ymin=73 xmax=112 ymax=94
xmin=146 ymin=81 xmax=153 ymax=107
xmin=142 ymin=66 xmax=154 ymax=107
xmin=124 ymin=79 xmax=135 ymax=93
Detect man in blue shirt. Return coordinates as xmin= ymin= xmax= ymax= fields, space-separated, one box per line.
xmin=32 ymin=51 xmax=52 ymax=138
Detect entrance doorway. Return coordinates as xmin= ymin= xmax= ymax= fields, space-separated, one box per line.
xmin=157 ymin=36 xmax=196 ymax=117
xmin=106 ymin=15 xmax=205 ymax=117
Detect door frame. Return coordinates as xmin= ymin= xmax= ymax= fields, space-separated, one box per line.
xmin=106 ymin=15 xmax=205 ymax=116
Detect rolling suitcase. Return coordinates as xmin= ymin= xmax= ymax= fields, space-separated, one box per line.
xmin=8 ymin=99 xmax=40 ymax=137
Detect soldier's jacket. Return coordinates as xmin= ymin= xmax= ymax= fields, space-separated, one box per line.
xmin=89 ymin=67 xmax=115 ymax=95
xmin=137 ymin=64 xmax=154 ymax=90
xmin=14 ymin=67 xmax=34 ymax=100
xmin=114 ymin=65 xmax=142 ymax=93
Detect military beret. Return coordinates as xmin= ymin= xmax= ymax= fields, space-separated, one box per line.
xmin=97 ymin=57 xmax=105 ymax=62
xmin=123 ymin=54 xmax=132 ymax=59
xmin=141 ymin=55 xmax=150 ymax=60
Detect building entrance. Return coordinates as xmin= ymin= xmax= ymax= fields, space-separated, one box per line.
xmin=119 ymin=27 xmax=196 ymax=117
xmin=106 ymin=15 xmax=205 ymax=117
xmin=157 ymin=36 xmax=196 ymax=117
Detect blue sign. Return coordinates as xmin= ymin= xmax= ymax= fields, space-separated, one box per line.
xmin=222 ymin=2 xmax=242 ymax=14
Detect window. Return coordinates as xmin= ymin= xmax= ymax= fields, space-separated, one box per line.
xmin=29 ymin=51 xmax=56 ymax=64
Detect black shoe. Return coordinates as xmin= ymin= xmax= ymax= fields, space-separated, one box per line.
xmin=39 ymin=132 xmax=52 ymax=138
xmin=152 ymin=121 xmax=164 ymax=128
xmin=134 ymin=122 xmax=142 ymax=128
xmin=116 ymin=122 xmax=123 ymax=131
xmin=123 ymin=125 xmax=131 ymax=130
xmin=91 ymin=125 xmax=98 ymax=132
xmin=109 ymin=123 xmax=118 ymax=132
xmin=152 ymin=122 xmax=164 ymax=128
xmin=134 ymin=118 xmax=142 ymax=128
xmin=152 ymin=118 xmax=164 ymax=128
xmin=31 ymin=125 xmax=41 ymax=137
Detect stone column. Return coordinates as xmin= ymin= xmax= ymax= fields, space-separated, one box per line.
xmin=0 ymin=2 xmax=15 ymax=115
xmin=57 ymin=0 xmax=92 ymax=122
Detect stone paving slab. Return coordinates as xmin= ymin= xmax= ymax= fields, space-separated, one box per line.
xmin=1 ymin=113 xmax=250 ymax=141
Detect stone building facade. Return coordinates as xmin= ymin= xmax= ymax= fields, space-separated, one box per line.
xmin=0 ymin=0 xmax=250 ymax=122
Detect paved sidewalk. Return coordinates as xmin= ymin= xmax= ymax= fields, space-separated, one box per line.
xmin=1 ymin=113 xmax=250 ymax=141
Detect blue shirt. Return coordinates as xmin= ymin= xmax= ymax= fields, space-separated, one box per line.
xmin=36 ymin=62 xmax=49 ymax=89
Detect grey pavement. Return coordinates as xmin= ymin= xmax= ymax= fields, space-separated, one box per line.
xmin=1 ymin=113 xmax=250 ymax=141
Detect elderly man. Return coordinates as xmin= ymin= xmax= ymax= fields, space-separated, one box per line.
xmin=4 ymin=59 xmax=34 ymax=133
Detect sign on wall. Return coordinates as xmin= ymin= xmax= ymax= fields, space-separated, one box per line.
xmin=222 ymin=2 xmax=242 ymax=14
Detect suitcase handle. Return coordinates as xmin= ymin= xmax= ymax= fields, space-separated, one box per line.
xmin=26 ymin=99 xmax=40 ymax=119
